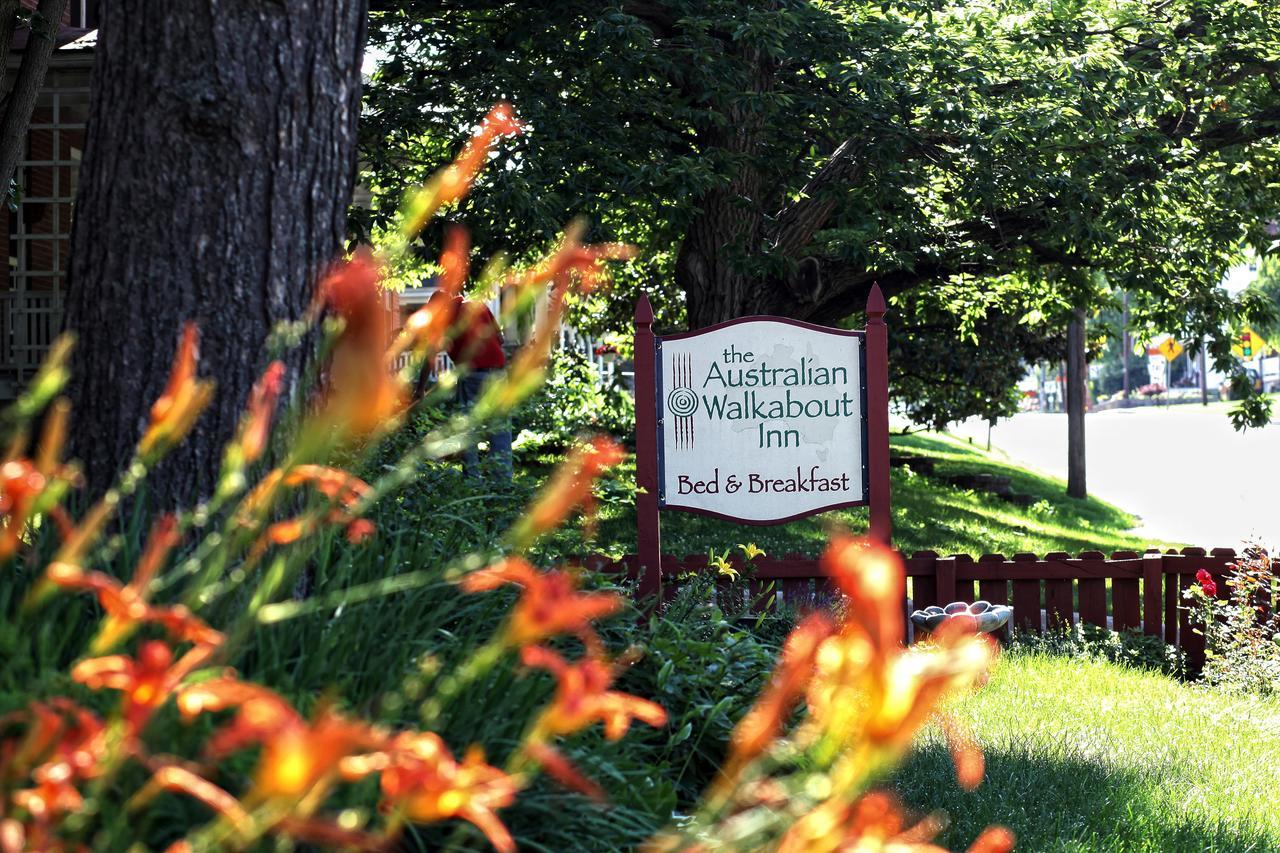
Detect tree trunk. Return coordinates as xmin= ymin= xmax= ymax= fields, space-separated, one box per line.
xmin=64 ymin=0 xmax=368 ymax=507
xmin=677 ymin=47 xmax=773 ymax=329
xmin=0 ymin=0 xmax=69 ymax=191
xmin=1066 ymin=308 xmax=1087 ymax=499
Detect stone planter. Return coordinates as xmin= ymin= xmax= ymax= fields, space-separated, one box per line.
xmin=910 ymin=600 xmax=1012 ymax=635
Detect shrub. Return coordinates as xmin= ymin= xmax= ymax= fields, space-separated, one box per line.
xmin=1184 ymin=547 xmax=1280 ymax=693
xmin=513 ymin=349 xmax=635 ymax=454
xmin=1010 ymin=623 xmax=1184 ymax=676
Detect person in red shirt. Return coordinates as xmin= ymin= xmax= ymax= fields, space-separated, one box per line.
xmin=426 ymin=290 xmax=512 ymax=480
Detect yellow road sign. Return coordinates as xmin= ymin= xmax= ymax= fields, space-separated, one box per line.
xmin=1232 ymin=327 xmax=1271 ymax=360
xmin=1156 ymin=337 xmax=1183 ymax=362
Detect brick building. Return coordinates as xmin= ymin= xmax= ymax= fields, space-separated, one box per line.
xmin=0 ymin=1 xmax=96 ymax=397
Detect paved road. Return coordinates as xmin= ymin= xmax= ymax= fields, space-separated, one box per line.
xmin=950 ymin=406 xmax=1280 ymax=551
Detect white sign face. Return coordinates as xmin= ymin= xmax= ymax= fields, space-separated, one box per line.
xmin=657 ymin=318 xmax=866 ymax=523
xmin=1147 ymin=355 xmax=1167 ymax=387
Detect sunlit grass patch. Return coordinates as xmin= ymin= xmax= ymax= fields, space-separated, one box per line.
xmin=590 ymin=432 xmax=1175 ymax=559
xmin=895 ymin=652 xmax=1280 ymax=852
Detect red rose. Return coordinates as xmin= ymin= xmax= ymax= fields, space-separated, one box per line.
xmin=1196 ymin=568 xmax=1217 ymax=597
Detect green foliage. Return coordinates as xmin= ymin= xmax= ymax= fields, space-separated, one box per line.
xmin=605 ymin=572 xmax=789 ymax=808
xmin=364 ymin=0 xmax=1280 ymax=427
xmin=1009 ymin=623 xmax=1184 ymax=676
xmin=513 ymin=349 xmax=635 ymax=453
xmin=1245 ymin=255 xmax=1280 ymax=340
xmin=889 ymin=286 xmax=1065 ymax=429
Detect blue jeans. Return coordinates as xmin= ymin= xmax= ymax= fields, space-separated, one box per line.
xmin=458 ymin=369 xmax=512 ymax=481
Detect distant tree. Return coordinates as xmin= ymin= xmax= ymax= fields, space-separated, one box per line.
xmin=63 ymin=2 xmax=368 ymax=506
xmin=1250 ymin=255 xmax=1280 ymax=340
xmin=0 ymin=0 xmax=70 ymax=194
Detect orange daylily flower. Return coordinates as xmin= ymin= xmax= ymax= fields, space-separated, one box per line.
xmin=320 ymin=247 xmax=387 ymax=342
xmin=710 ymin=537 xmax=994 ymax=813
xmin=718 ymin=612 xmax=836 ymax=789
xmin=0 ymin=460 xmax=47 ymax=561
xmin=504 ymin=220 xmax=637 ymax=296
xmin=139 ymin=323 xmax=215 ymax=459
xmin=804 ymin=539 xmax=993 ymax=788
xmin=176 ymin=678 xmax=385 ymax=804
xmin=72 ymin=640 xmax=215 ymax=739
xmin=779 ymin=792 xmax=1014 ymax=853
xmin=521 ymin=645 xmax=667 ymax=742
xmin=318 ymin=249 xmax=409 ymax=439
xmin=46 ymin=515 xmax=220 ymax=652
xmin=0 ymin=699 xmax=105 ymax=786
xmin=459 ymin=558 xmax=622 ymax=648
xmin=397 ymin=226 xmax=469 ymax=361
xmin=432 ymin=104 xmax=523 ymax=210
xmin=243 ymin=465 xmax=375 ymax=552
xmin=0 ymin=701 xmax=107 ymax=852
xmin=236 ymin=360 xmax=286 ymax=464
xmin=511 ymin=436 xmax=625 ymax=542
xmin=0 ymin=400 xmax=77 ymax=561
xmin=350 ymin=731 xmax=518 ymax=852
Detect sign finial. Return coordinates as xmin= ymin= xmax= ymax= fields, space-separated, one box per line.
xmin=635 ymin=293 xmax=654 ymax=326
xmin=867 ymin=283 xmax=886 ymax=319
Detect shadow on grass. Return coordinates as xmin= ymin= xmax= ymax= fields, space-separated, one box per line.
xmin=893 ymin=741 xmax=1277 ymax=853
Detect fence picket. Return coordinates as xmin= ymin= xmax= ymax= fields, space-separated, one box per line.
xmin=910 ymin=551 xmax=938 ymax=612
xmin=1141 ymin=553 xmax=1163 ymax=638
xmin=1043 ymin=552 xmax=1074 ymax=630
xmin=1011 ymin=553 xmax=1041 ymax=633
xmin=1076 ymin=551 xmax=1106 ymax=629
xmin=953 ymin=555 xmax=976 ymax=602
xmin=977 ymin=554 xmax=1008 ymax=640
xmin=936 ymin=557 xmax=957 ymax=605
xmin=604 ymin=546 xmax=1237 ymax=662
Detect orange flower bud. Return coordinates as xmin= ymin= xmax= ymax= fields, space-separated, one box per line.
xmin=139 ymin=323 xmax=215 ymax=459
xmin=238 ymin=361 xmax=286 ymax=464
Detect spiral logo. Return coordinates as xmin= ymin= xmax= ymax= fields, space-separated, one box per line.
xmin=667 ymin=387 xmax=699 ymax=418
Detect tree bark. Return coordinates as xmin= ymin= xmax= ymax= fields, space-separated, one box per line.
xmin=64 ymin=0 xmax=368 ymax=507
xmin=1066 ymin=308 xmax=1087 ymax=499
xmin=0 ymin=0 xmax=69 ymax=192
xmin=678 ymin=47 xmax=772 ymax=328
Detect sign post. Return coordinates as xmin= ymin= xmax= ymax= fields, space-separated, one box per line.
xmin=633 ymin=285 xmax=892 ymax=601
xmin=633 ymin=294 xmax=662 ymax=601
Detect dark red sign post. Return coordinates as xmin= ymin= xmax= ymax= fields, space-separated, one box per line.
xmin=865 ymin=284 xmax=892 ymax=545
xmin=633 ymin=294 xmax=663 ymax=601
xmin=632 ymin=285 xmax=892 ymax=602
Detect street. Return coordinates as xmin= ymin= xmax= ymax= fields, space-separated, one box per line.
xmin=950 ymin=406 xmax=1280 ymax=551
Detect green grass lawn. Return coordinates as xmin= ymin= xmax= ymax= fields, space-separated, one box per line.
xmin=588 ymin=432 xmax=1177 ymax=560
xmin=896 ymin=651 xmax=1280 ymax=852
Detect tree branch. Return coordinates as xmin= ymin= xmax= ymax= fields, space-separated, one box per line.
xmin=769 ymin=138 xmax=864 ymax=260
xmin=794 ymin=201 xmax=1088 ymax=324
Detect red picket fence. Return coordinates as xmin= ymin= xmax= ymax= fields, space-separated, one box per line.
xmin=587 ymin=547 xmax=1249 ymax=674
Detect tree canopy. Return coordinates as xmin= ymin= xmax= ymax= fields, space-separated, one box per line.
xmin=362 ymin=0 xmax=1280 ymax=425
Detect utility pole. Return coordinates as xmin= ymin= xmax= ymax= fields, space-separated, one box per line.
xmin=1199 ymin=338 xmax=1208 ymax=405
xmin=1121 ymin=292 xmax=1131 ymax=406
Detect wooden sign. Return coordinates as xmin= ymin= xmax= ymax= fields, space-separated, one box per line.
xmin=656 ymin=318 xmax=867 ymax=522
xmin=633 ymin=286 xmax=893 ymax=599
